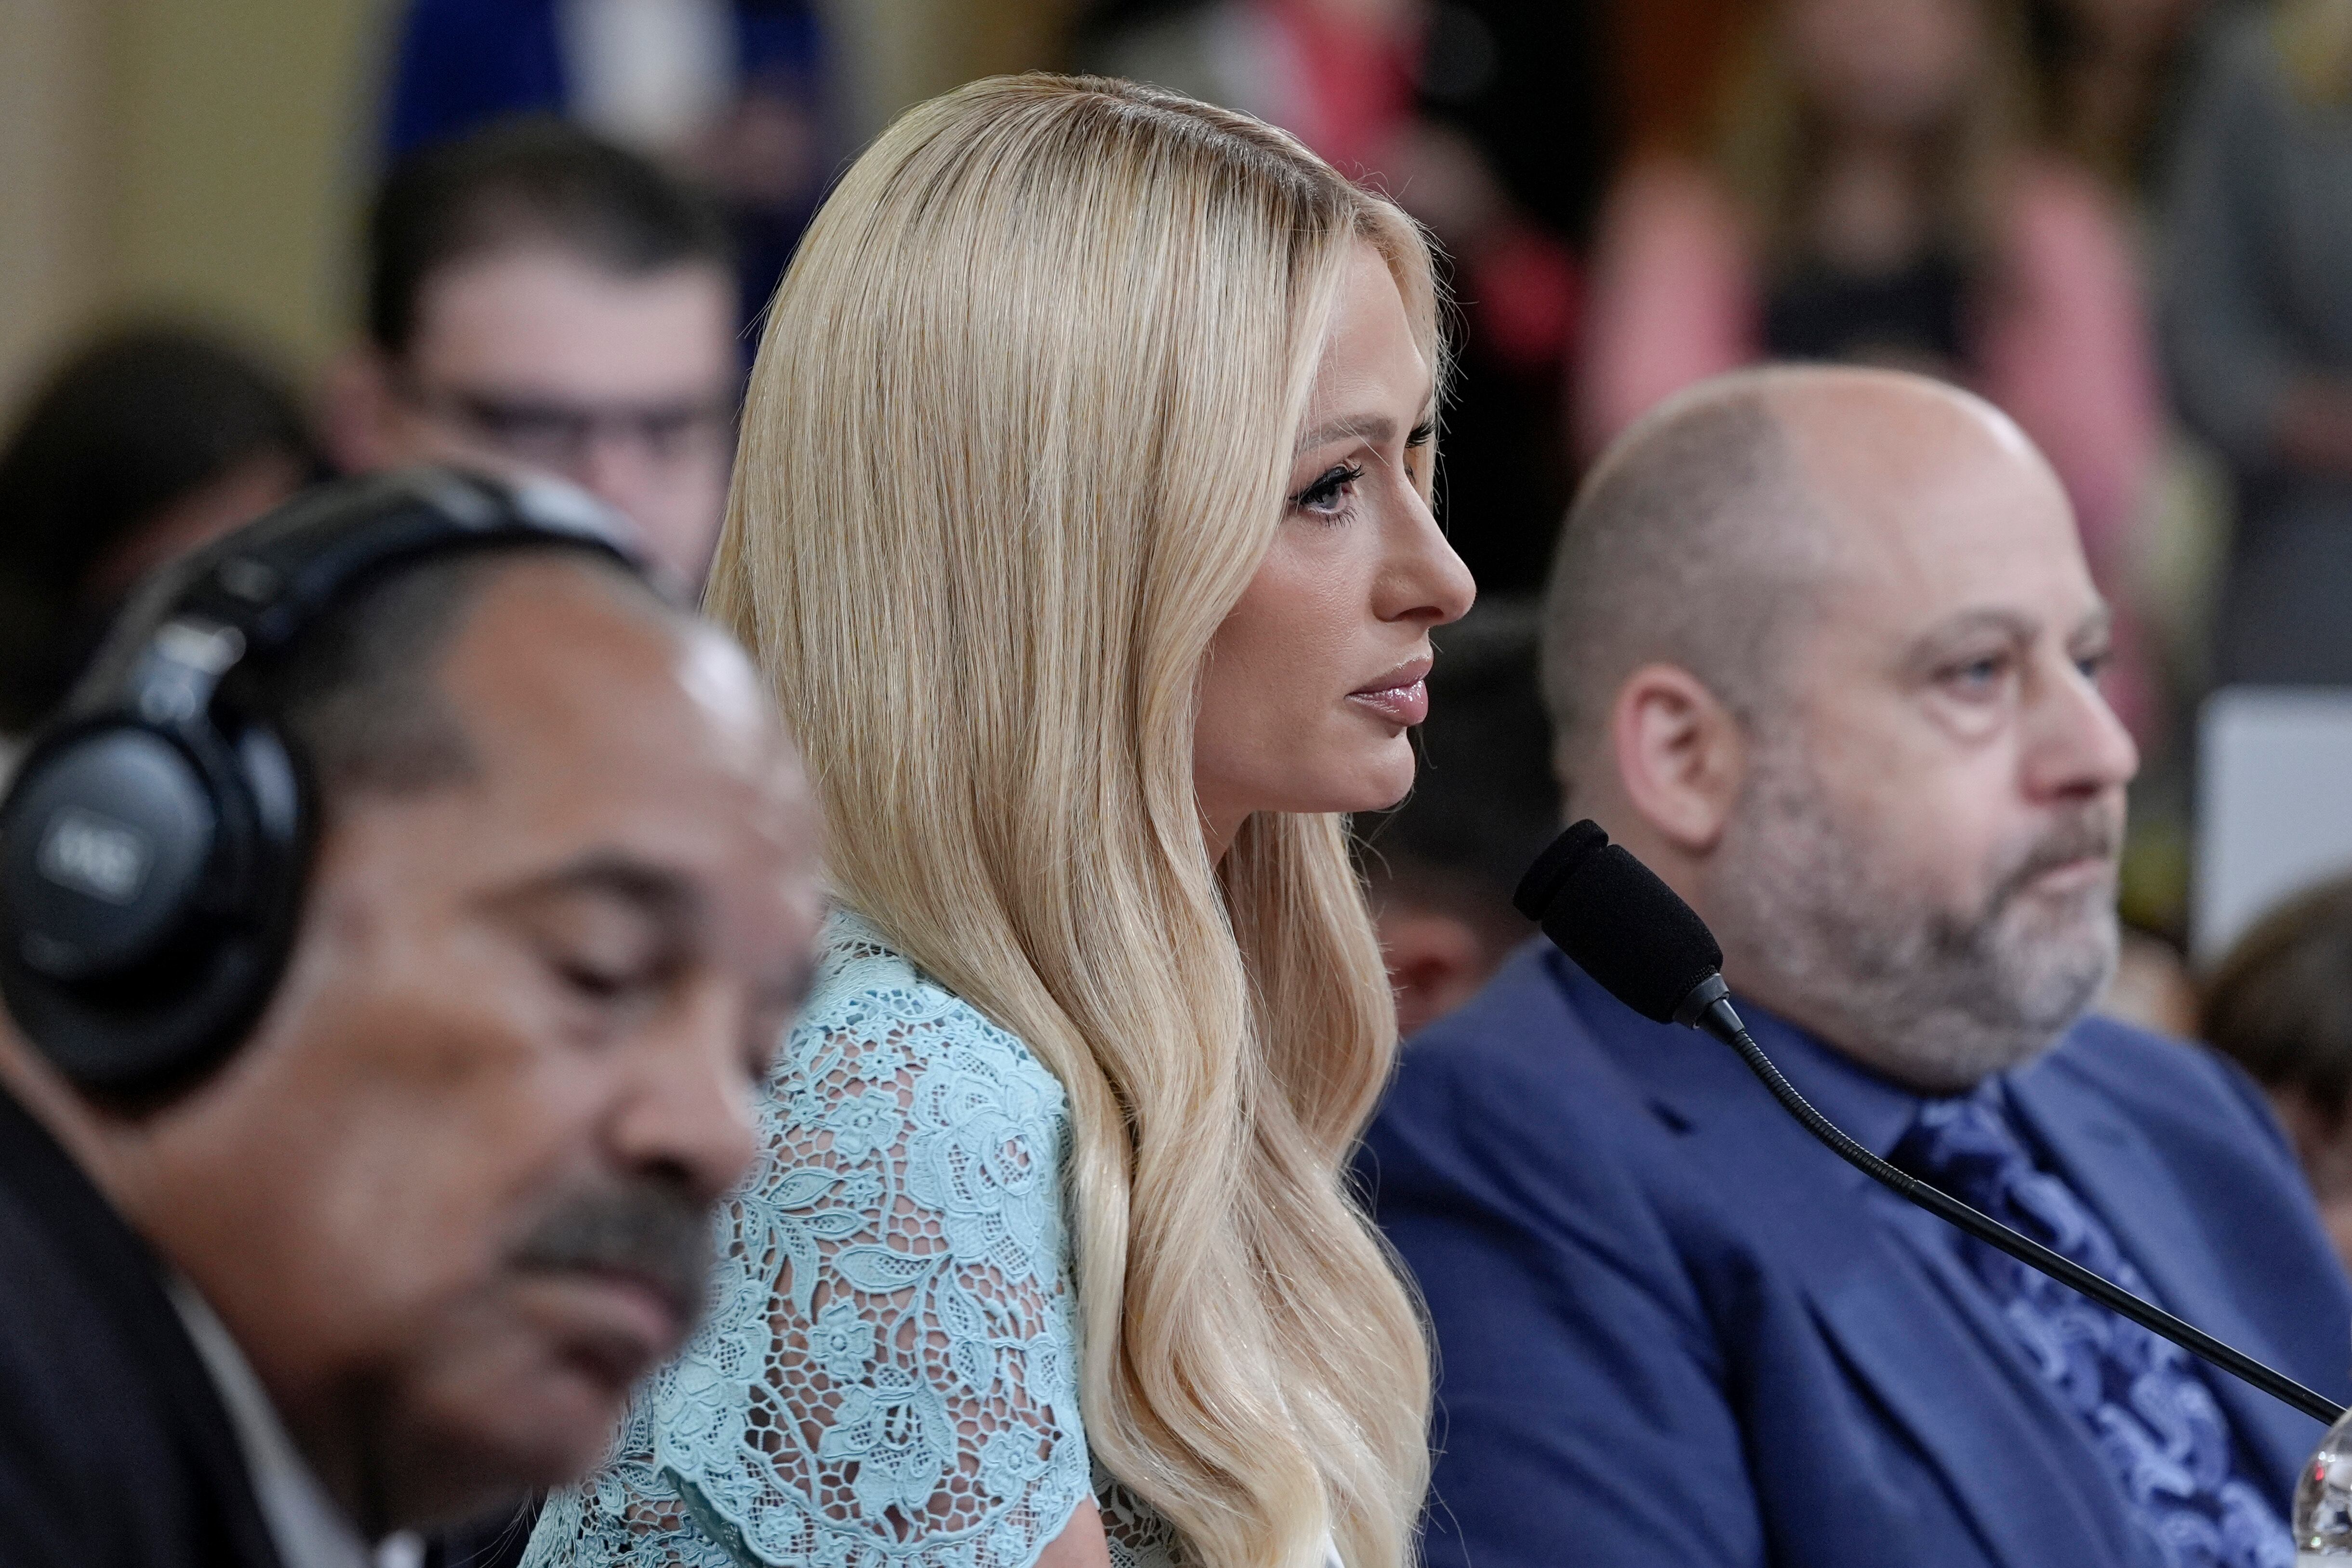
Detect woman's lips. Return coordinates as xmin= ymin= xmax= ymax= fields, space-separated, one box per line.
xmin=1349 ymin=657 xmax=1433 ymax=727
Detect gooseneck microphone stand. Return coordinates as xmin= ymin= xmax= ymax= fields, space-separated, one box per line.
xmin=1677 ymin=973 xmax=2344 ymax=1425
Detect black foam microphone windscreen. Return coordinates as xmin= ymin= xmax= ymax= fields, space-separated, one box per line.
xmin=1512 ymin=819 xmax=1724 ymax=1024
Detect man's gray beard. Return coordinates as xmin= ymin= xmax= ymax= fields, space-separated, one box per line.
xmin=1706 ymin=744 xmax=2124 ymax=1092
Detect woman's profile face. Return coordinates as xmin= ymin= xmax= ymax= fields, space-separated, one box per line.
xmin=1193 ymin=240 xmax=1475 ymax=852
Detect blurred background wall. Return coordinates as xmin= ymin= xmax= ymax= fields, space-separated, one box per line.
xmin=0 ymin=0 xmax=1077 ymax=418
xmin=6 ymin=0 xmax=2330 ymax=995
xmin=833 ymin=0 xmax=1080 ymax=138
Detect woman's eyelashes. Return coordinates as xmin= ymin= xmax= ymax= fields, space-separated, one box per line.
xmin=1289 ymin=420 xmax=1435 ymax=519
xmin=1291 ymin=462 xmax=1366 ymax=519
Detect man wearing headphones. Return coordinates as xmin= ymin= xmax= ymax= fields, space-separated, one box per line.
xmin=0 ymin=471 xmax=824 ymax=1566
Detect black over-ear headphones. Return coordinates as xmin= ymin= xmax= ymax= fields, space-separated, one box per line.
xmin=0 ymin=466 xmax=647 ymax=1096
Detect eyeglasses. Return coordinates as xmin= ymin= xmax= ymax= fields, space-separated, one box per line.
xmin=399 ymin=382 xmax=739 ymax=472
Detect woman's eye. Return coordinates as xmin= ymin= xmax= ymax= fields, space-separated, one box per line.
xmin=1291 ymin=463 xmax=1363 ymax=517
xmin=2075 ymin=647 xmax=2113 ymax=681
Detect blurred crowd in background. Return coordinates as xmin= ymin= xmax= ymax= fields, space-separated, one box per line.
xmin=19 ymin=0 xmax=2352 ymax=1260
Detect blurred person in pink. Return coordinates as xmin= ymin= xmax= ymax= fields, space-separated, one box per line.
xmin=1577 ymin=0 xmax=2163 ymax=739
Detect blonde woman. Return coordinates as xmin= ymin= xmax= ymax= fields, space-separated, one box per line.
xmin=521 ymin=73 xmax=1473 ymax=1568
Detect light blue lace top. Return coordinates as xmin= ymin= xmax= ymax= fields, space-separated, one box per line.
xmin=521 ymin=910 xmax=1183 ymax=1568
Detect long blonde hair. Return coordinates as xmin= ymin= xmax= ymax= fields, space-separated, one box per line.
xmin=709 ymin=73 xmax=1434 ymax=1568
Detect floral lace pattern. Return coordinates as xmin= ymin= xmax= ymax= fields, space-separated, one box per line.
xmin=522 ymin=911 xmax=1182 ymax=1568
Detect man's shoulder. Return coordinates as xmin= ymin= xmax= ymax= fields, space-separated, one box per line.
xmin=0 ymin=1130 xmax=185 ymax=1426
xmin=1382 ymin=943 xmax=1648 ymax=1132
xmin=1366 ymin=943 xmax=1689 ymax=1239
xmin=2033 ymin=1012 xmax=2295 ymax=1169
xmin=0 ymin=1099 xmax=279 ymax=1568
xmin=2041 ymin=1010 xmax=2276 ymax=1133
xmin=0 ymin=1098 xmax=153 ymax=1356
xmin=0 ymin=1178 xmax=130 ymax=1377
xmin=1400 ymin=940 xmax=1604 ymax=1061
xmin=0 ymin=1156 xmax=182 ymax=1549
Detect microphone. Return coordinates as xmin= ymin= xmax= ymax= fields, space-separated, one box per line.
xmin=1515 ymin=819 xmax=2346 ymax=1426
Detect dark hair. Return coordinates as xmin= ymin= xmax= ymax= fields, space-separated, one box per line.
xmin=271 ymin=546 xmax=693 ymax=819
xmin=0 ymin=325 xmax=325 ymax=735
xmin=1358 ymin=599 xmax=1561 ymax=945
xmin=368 ymin=116 xmax=734 ymax=357
xmin=2204 ymin=876 xmax=2352 ymax=1119
xmin=247 ymin=552 xmax=496 ymax=805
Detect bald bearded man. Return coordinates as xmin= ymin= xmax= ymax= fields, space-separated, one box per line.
xmin=1362 ymin=368 xmax=2352 ymax=1568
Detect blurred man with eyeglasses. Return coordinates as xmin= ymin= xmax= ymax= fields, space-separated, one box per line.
xmin=326 ymin=119 xmax=740 ymax=588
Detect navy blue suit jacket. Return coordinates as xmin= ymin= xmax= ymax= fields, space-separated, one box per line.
xmin=1362 ymin=943 xmax=2352 ymax=1568
xmin=0 ymin=1086 xmax=280 ymax=1567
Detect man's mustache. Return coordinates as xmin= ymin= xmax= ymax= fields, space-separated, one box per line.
xmin=509 ymin=1179 xmax=714 ymax=1335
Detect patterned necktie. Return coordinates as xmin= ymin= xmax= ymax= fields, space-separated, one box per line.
xmin=1890 ymin=1088 xmax=2291 ymax=1568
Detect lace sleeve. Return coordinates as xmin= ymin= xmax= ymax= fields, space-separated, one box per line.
xmin=523 ymin=923 xmax=1094 ymax=1568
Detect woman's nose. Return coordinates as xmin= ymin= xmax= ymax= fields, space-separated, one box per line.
xmin=1379 ymin=488 xmax=1476 ymax=628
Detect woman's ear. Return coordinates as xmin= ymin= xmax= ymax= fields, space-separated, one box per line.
xmin=1608 ymin=662 xmax=1746 ymax=854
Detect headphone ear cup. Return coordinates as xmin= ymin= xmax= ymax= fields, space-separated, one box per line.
xmin=0 ymin=720 xmax=308 ymax=1094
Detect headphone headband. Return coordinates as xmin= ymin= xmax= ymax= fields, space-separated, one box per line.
xmin=73 ymin=466 xmax=645 ymax=731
